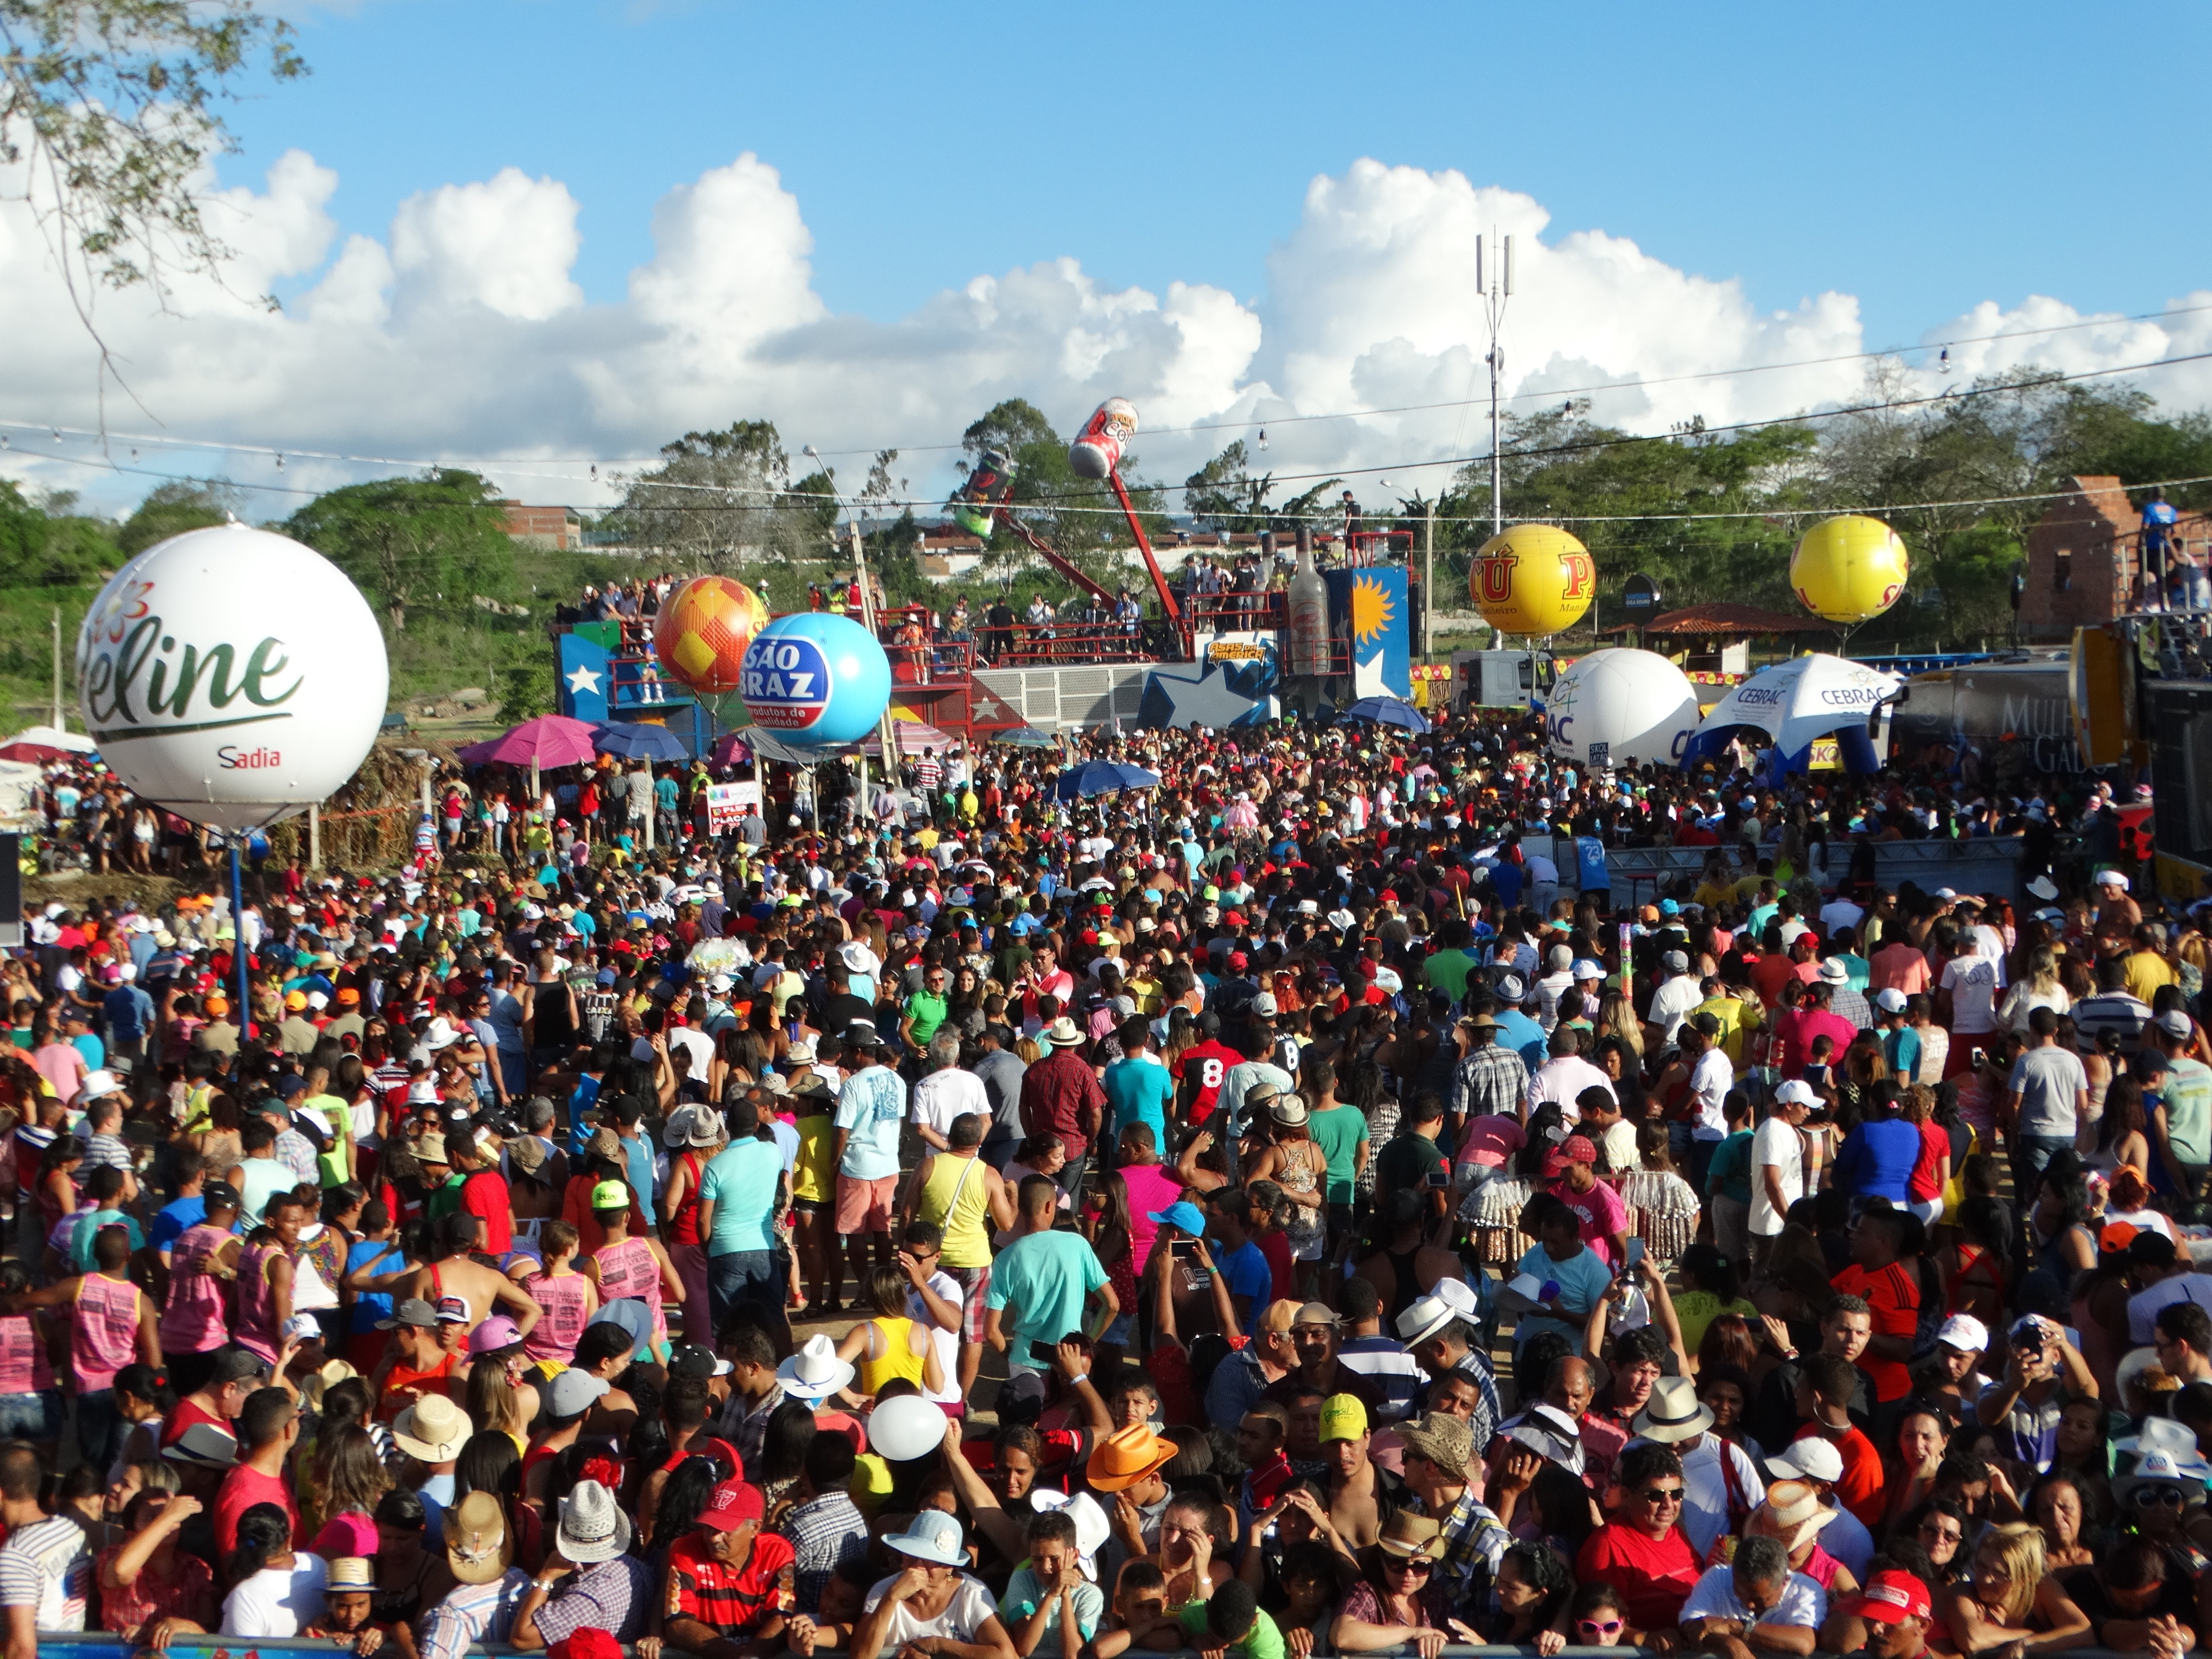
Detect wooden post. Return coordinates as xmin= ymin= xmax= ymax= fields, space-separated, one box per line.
xmin=308 ymin=804 xmax=321 ymax=870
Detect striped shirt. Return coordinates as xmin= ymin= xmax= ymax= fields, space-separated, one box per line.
xmin=419 ymin=1567 xmax=530 ymax=1659
xmin=0 ymin=1513 xmax=91 ymax=1631
xmin=667 ymin=1528 xmax=796 ymax=1636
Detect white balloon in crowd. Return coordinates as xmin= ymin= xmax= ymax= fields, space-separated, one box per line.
xmin=76 ymin=524 xmax=391 ymax=831
xmin=1542 ymin=647 xmax=1703 ymax=769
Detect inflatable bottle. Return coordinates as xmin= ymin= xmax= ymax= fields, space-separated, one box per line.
xmin=1068 ymin=398 xmax=1138 ymax=481
xmin=1287 ymin=526 xmax=1331 ymax=677
xmin=951 ymin=450 xmax=1014 ymax=539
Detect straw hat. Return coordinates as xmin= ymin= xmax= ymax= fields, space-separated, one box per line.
xmin=555 ymin=1479 xmax=634 ymax=1564
xmin=1752 ymin=1479 xmax=1839 ymax=1551
xmin=1376 ymin=1511 xmax=1442 ymax=1560
xmin=1630 ymin=1375 xmax=1716 ymax=1444
xmin=444 ymin=1490 xmax=514 ymax=1583
xmin=1044 ymin=1017 xmax=1085 ymax=1047
xmin=393 ymin=1394 xmax=471 ymax=1462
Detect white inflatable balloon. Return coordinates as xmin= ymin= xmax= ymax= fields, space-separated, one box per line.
xmin=1543 ymin=648 xmax=1702 ymax=770
xmin=76 ymin=524 xmax=390 ymax=830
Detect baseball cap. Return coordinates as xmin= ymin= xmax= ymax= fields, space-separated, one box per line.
xmin=375 ymin=1297 xmax=439 ymax=1331
xmin=1874 ymin=987 xmax=1908 ymax=1013
xmin=1318 ymin=1394 xmax=1369 ymax=1444
xmin=590 ymin=1179 xmax=630 ymax=1210
xmin=2158 ymin=1010 xmax=2195 ymax=1040
xmin=1936 ymin=1314 xmax=1989 ymax=1353
xmin=1843 ymin=1570 xmax=1933 ymax=1627
xmin=1766 ymin=1438 xmax=1843 ymax=1483
xmin=696 ymin=1480 xmax=765 ymax=1531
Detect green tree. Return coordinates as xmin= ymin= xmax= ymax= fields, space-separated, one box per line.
xmin=1182 ymin=440 xmax=1275 ymax=532
xmin=0 ymin=480 xmax=121 ymax=585
xmin=116 ymin=480 xmax=232 ymax=555
xmin=282 ymin=469 xmax=515 ymax=633
xmin=604 ymin=419 xmax=824 ymax=573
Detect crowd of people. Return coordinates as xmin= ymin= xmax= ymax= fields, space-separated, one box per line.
xmin=0 ymin=685 xmax=2199 ymax=1659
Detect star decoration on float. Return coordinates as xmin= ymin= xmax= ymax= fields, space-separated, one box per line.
xmin=565 ymin=664 xmax=602 ymax=695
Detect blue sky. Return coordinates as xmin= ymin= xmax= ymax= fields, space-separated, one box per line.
xmin=231 ymin=0 xmax=2212 ymax=349
xmin=6 ymin=1 xmax=2211 ymax=515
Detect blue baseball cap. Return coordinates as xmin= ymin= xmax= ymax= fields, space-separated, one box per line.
xmin=1148 ymin=1201 xmax=1207 ymax=1236
xmin=1659 ymin=899 xmax=1680 ymax=916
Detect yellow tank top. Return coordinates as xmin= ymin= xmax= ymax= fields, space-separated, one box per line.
xmin=920 ymin=1151 xmax=992 ymax=1269
xmin=792 ymin=1115 xmax=835 ymax=1205
xmin=856 ymin=1317 xmax=926 ymax=1394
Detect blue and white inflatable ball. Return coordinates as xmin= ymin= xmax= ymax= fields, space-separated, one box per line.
xmin=739 ymin=612 xmax=892 ymax=747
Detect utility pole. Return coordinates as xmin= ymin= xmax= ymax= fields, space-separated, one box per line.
xmin=1422 ymin=497 xmax=1436 ymax=663
xmin=1475 ymin=229 xmax=1514 ymax=540
xmin=50 ymin=607 xmax=61 ymax=730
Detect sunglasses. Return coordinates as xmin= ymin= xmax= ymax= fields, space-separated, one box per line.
xmin=1385 ymin=1558 xmax=1433 ymax=1574
xmin=1918 ymin=1522 xmax=1963 ymax=1543
xmin=1638 ymin=1487 xmax=1685 ymax=1505
xmin=1578 ymin=1620 xmax=1625 ymax=1636
xmin=2134 ymin=1486 xmax=2187 ymax=1509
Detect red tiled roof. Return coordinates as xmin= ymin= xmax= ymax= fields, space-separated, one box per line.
xmin=1602 ymin=602 xmax=1837 ymax=636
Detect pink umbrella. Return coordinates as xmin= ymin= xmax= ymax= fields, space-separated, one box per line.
xmin=479 ymin=715 xmax=601 ymax=770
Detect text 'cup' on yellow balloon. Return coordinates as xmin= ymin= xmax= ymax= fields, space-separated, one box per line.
xmin=1469 ymin=525 xmax=1597 ymax=635
xmin=1790 ymin=515 xmax=1909 ymax=624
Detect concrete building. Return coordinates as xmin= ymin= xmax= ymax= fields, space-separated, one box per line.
xmin=2017 ymin=475 xmax=2207 ymax=638
xmin=501 ymin=501 xmax=585 ymax=551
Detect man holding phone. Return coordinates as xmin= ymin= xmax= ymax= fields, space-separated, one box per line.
xmin=1974 ymin=1313 xmax=2095 ymax=1470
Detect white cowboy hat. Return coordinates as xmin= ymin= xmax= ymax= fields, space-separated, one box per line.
xmin=775 ymin=1333 xmax=855 ymax=1402
xmin=1044 ymin=1017 xmax=1086 ymax=1047
xmin=555 ymin=1479 xmax=634 ymax=1563
xmin=1631 ymin=1375 xmax=1716 ymax=1444
xmin=1028 ymin=1489 xmax=1111 ymax=1581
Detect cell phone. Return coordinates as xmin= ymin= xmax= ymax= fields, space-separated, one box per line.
xmin=1970 ymin=1047 xmax=1987 ymax=1068
xmin=1426 ymin=1168 xmax=1449 ymax=1190
xmin=1028 ymin=1339 xmax=1061 ymax=1365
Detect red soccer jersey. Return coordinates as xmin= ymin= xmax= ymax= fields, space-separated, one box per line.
xmin=1173 ymin=1040 xmax=1242 ymax=1123
xmin=1830 ymin=1260 xmax=1920 ymax=1402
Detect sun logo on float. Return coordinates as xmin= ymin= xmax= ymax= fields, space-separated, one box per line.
xmin=1350 ymin=576 xmax=1395 ymax=646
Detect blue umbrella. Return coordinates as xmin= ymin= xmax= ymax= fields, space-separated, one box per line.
xmin=1110 ymin=763 xmax=1161 ymax=791
xmin=1339 ymin=696 xmax=1430 ymax=734
xmin=1056 ymin=760 xmax=1146 ymax=800
xmin=594 ymin=721 xmax=689 ymax=762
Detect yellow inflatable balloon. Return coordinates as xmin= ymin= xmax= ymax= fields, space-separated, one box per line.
xmin=1470 ymin=525 xmax=1596 ymax=635
xmin=1791 ymin=514 xmax=1909 ymax=624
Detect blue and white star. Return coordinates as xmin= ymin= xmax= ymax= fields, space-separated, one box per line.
xmin=565 ymin=664 xmax=602 ymax=695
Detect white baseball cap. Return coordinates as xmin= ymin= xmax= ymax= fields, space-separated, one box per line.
xmin=1773 ymin=1080 xmax=1817 ymax=1107
xmin=1937 ymin=1314 xmax=1989 ymax=1353
xmin=1874 ymin=988 xmax=1908 ymax=1014
xmin=1767 ymin=1438 xmax=1843 ymax=1483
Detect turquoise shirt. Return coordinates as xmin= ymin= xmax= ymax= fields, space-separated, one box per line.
xmin=699 ymin=1138 xmax=782 ymax=1254
xmin=1102 ymin=1056 xmax=1174 ymax=1152
xmin=985 ymin=1230 xmax=1107 ymax=1359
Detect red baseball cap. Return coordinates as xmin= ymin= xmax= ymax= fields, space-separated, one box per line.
xmin=1842 ymin=1571 xmax=1932 ymax=1626
xmin=696 ymin=1479 xmax=765 ymax=1531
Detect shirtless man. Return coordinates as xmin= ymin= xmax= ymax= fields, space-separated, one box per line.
xmin=1318 ymin=1393 xmax=1400 ymax=1551
xmin=397 ymin=1212 xmax=544 ymax=1349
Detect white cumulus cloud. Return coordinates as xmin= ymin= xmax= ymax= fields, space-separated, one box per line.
xmin=0 ymin=145 xmax=2204 ymax=521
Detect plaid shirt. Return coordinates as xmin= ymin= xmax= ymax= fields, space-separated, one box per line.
xmin=1452 ymin=1044 xmax=1528 ymax=1124
xmin=420 ymin=1568 xmax=529 ymax=1659
xmin=272 ymin=1126 xmax=320 ymax=1187
xmin=775 ymin=1489 xmax=869 ymax=1615
xmin=725 ymin=1383 xmax=789 ymax=1482
xmin=533 ymin=1554 xmax=654 ymax=1647
xmin=1418 ymin=1484 xmax=1508 ymax=1621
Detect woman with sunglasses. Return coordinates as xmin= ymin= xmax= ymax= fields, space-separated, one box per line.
xmin=1899 ymin=1499 xmax=1972 ymax=1584
xmin=1327 ymin=1511 xmax=1472 ymax=1658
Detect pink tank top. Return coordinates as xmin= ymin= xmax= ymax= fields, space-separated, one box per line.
xmin=233 ymin=1242 xmax=283 ymax=1363
xmin=72 ymin=1273 xmax=140 ymax=1393
xmin=594 ymin=1237 xmax=665 ymax=1337
xmin=0 ymin=1313 xmax=54 ymax=1394
xmin=159 ymin=1223 xmax=235 ymax=1356
xmin=521 ymin=1273 xmax=591 ymax=1363
xmin=1121 ymin=1164 xmax=1184 ymax=1275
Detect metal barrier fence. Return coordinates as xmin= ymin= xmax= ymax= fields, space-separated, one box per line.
xmin=26 ymin=1641 xmax=2177 ymax=1659
xmin=1597 ymin=836 xmax=2029 ymax=909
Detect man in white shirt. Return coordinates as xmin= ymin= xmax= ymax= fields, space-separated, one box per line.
xmin=1647 ymin=951 xmax=1705 ymax=1046
xmin=1528 ymin=1028 xmax=1615 ymax=1126
xmin=911 ymin=1031 xmax=988 ymax=1153
xmin=1683 ymin=1014 xmax=1735 ymax=1193
xmin=1936 ymin=933 xmax=2000 ymax=1041
xmin=1535 ymin=944 xmax=1575 ymax=1032
xmin=1678 ymin=1534 xmax=1825 ymax=1648
xmin=1818 ymin=894 xmax=1866 ymax=936
xmin=1750 ymin=1082 xmax=1813 ymax=1259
